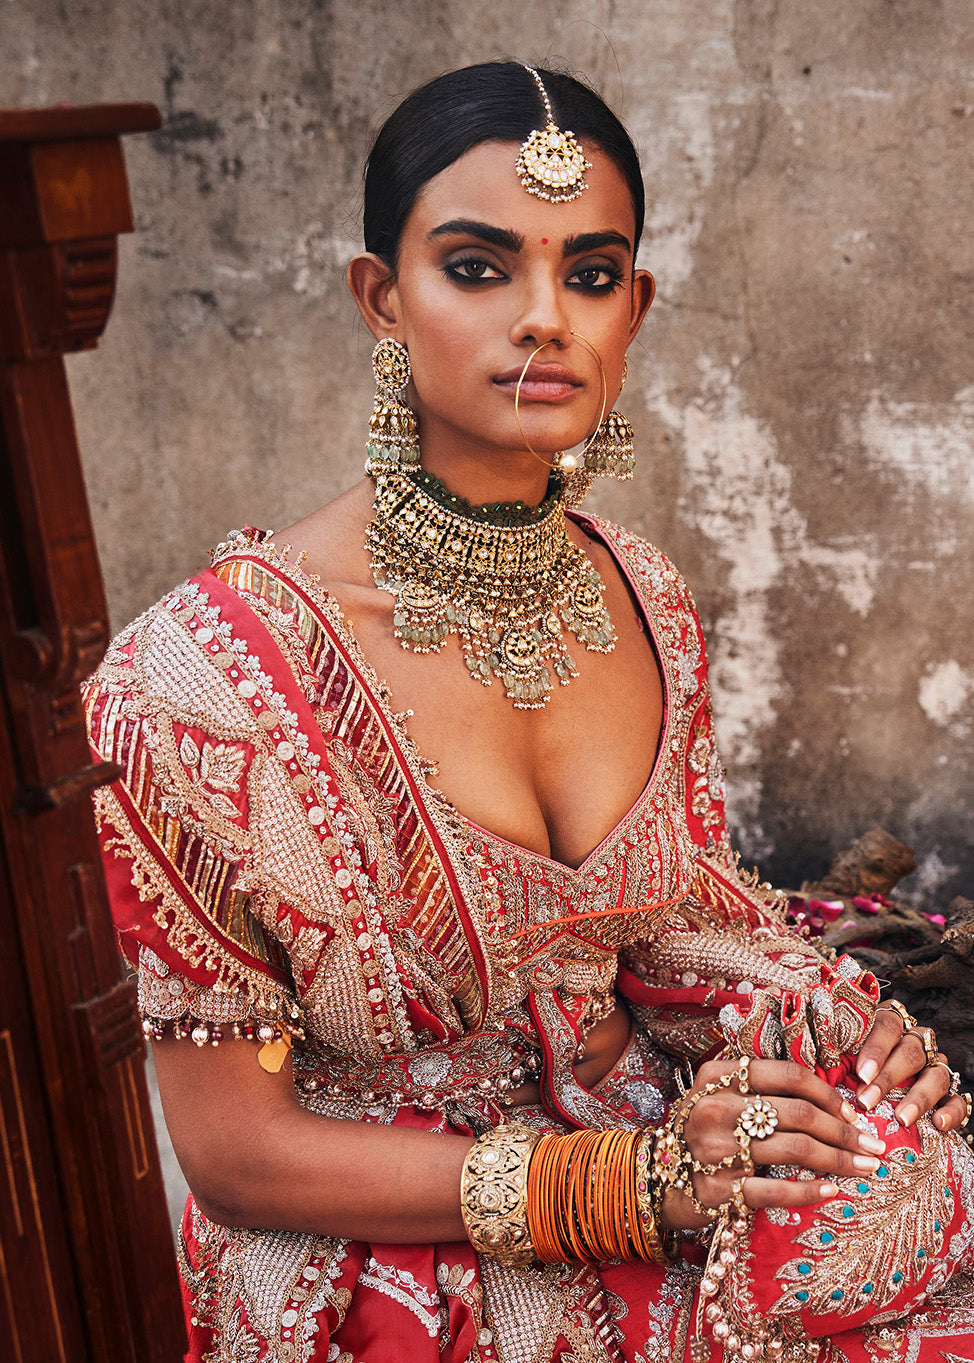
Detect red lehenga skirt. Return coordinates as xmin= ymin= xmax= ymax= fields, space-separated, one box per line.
xmin=174 ymin=1027 xmax=974 ymax=1363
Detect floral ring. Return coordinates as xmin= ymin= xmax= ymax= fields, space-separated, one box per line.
xmin=736 ymin=1097 xmax=780 ymax=1142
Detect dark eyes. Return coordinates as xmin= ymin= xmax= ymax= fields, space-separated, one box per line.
xmin=445 ymin=256 xmax=505 ymax=282
xmin=570 ymin=263 xmax=624 ymax=292
xmin=442 ymin=256 xmax=624 ymax=293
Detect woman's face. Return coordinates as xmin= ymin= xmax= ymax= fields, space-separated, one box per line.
xmin=356 ymin=140 xmax=654 ymax=475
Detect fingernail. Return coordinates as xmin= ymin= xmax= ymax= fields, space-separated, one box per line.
xmin=820 ymin=1182 xmax=838 ymax=1197
xmin=858 ymin=1133 xmax=886 ymax=1154
xmin=858 ymin=1059 xmax=878 ymax=1085
xmin=840 ymin=1101 xmax=858 ymax=1123
xmin=860 ymin=1085 xmax=880 ymax=1110
xmin=933 ymin=1112 xmax=947 ymax=1128
xmin=854 ymin=1155 xmax=881 ymax=1171
xmin=897 ymin=1103 xmax=918 ymax=1127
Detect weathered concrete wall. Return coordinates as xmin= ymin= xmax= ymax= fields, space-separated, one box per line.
xmin=4 ymin=0 xmax=972 ymax=904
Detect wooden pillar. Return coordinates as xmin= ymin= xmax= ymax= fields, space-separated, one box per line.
xmin=0 ymin=104 xmax=187 ymax=1363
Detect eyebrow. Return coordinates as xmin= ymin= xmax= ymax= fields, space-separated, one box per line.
xmin=428 ymin=219 xmax=632 ymax=257
xmin=428 ymin=220 xmax=524 ymax=252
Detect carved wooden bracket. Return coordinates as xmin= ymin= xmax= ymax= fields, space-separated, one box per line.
xmin=0 ymin=102 xmax=187 ymax=1363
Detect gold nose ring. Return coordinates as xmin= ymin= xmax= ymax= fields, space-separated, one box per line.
xmin=513 ymin=335 xmax=608 ymax=472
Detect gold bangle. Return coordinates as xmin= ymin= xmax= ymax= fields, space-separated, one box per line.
xmin=460 ymin=1122 xmax=540 ymax=1267
xmin=634 ymin=1131 xmax=678 ymax=1262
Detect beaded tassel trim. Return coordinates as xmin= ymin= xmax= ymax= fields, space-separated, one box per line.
xmin=366 ymin=470 xmax=617 ymax=710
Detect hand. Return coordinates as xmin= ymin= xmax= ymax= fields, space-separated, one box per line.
xmin=658 ymin=1057 xmax=887 ymax=1233
xmin=855 ymin=1004 xmax=968 ymax=1132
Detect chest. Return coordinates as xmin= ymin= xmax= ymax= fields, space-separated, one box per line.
xmin=338 ymin=575 xmax=664 ymax=870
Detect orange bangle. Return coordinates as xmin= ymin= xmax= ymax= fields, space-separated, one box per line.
xmin=525 ymin=1127 xmax=675 ymax=1265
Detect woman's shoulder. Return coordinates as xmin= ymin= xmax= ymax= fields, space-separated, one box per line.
xmin=84 ymin=529 xmax=291 ymax=725
xmin=573 ymin=510 xmax=703 ymax=626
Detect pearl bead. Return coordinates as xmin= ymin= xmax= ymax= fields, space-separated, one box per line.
xmin=727 ymin=1335 xmax=741 ymax=1354
xmin=557 ymin=452 xmax=578 ymax=472
xmin=713 ymin=1322 xmax=730 ymax=1341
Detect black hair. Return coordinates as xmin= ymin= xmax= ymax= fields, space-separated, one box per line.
xmin=363 ymin=61 xmax=645 ymax=266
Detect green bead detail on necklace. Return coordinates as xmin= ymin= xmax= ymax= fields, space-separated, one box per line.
xmin=407 ymin=466 xmax=562 ymax=527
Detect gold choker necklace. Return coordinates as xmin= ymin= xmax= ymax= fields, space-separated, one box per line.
xmin=367 ymin=470 xmax=616 ymax=710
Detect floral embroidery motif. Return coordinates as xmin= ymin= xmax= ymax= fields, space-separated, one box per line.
xmin=177 ymin=733 xmax=248 ymax=821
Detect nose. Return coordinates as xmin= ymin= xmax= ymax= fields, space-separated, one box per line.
xmin=508 ymin=268 xmax=573 ymax=351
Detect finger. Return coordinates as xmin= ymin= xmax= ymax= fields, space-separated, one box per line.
xmin=893 ymin=1061 xmax=951 ymax=1126
xmin=856 ymin=1010 xmax=908 ymax=1086
xmin=858 ymin=1031 xmax=931 ymax=1109
xmin=747 ymin=1104 xmax=886 ymax=1177
xmin=661 ymin=1173 xmax=840 ymax=1231
xmin=685 ymin=1092 xmax=886 ymax=1174
xmin=730 ymin=1059 xmax=859 ymax=1124
xmin=932 ymin=1094 xmax=969 ymax=1132
xmin=741 ymin=1175 xmax=839 ymax=1211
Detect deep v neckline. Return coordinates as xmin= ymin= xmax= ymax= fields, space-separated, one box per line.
xmin=455 ymin=513 xmax=672 ymax=877
xmin=225 ymin=515 xmax=671 ymax=876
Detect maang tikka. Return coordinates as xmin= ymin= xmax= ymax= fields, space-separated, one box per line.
xmin=516 ymin=67 xmax=592 ymax=203
xmin=365 ymin=337 xmax=421 ymax=473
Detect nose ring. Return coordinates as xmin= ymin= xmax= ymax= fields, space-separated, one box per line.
xmin=513 ymin=336 xmax=608 ymax=473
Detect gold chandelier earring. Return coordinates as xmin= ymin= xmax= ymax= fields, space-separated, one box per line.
xmin=577 ymin=346 xmax=635 ymax=481
xmin=365 ymin=337 xmax=421 ymax=473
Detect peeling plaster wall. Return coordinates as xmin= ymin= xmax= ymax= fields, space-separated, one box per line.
xmin=4 ymin=0 xmax=972 ymax=904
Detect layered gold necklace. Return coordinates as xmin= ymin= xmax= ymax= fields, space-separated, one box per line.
xmin=366 ymin=468 xmax=616 ymax=710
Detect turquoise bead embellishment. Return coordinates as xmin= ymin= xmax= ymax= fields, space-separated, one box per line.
xmin=773 ymin=1132 xmax=951 ymax=1320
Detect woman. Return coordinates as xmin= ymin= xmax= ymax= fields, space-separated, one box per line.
xmin=84 ymin=63 xmax=974 ymax=1362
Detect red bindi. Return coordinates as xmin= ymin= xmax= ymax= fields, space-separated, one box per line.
xmin=541 ymin=237 xmax=548 ymax=245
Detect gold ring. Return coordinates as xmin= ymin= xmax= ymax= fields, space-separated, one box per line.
xmin=963 ymin=1093 xmax=973 ymax=1127
xmin=907 ymin=1025 xmax=941 ymax=1068
xmin=737 ymin=1055 xmax=751 ymax=1095
xmin=878 ymin=999 xmax=917 ymax=1031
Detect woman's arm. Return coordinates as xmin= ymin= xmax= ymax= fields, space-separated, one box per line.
xmin=154 ymin=1033 xmax=903 ymax=1243
xmin=153 ymin=1036 xmax=473 ymax=1240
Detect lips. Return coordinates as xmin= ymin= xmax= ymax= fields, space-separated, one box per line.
xmin=492 ymin=362 xmax=583 ymax=402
